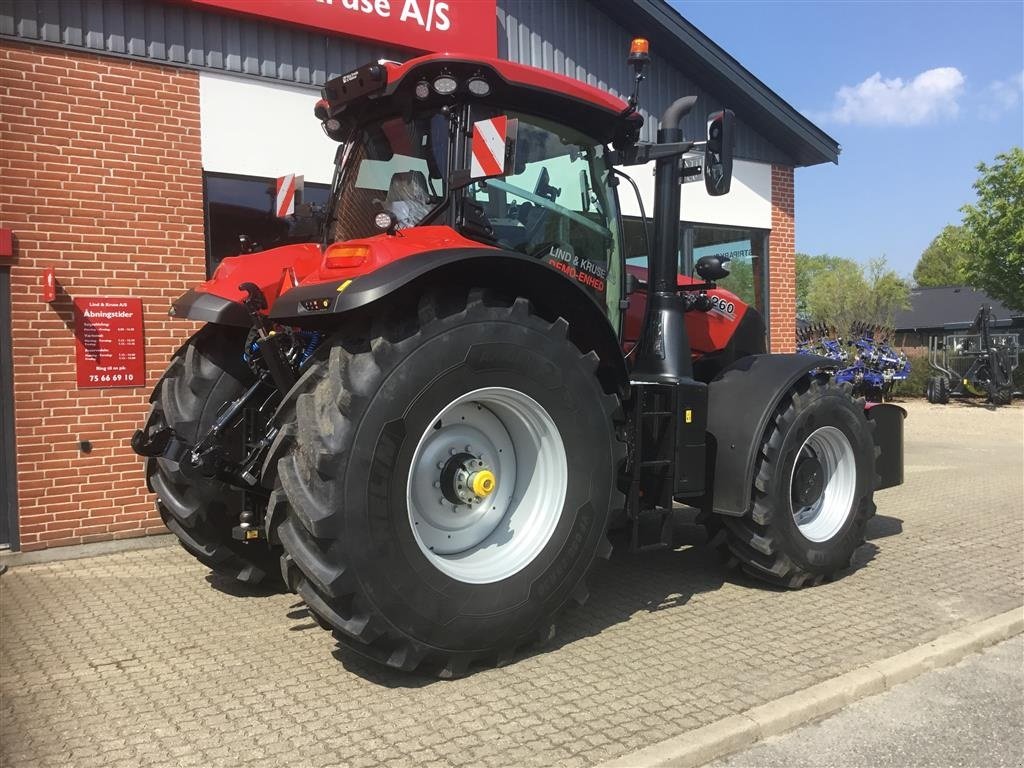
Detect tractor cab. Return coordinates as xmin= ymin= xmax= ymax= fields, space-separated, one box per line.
xmin=312 ymin=54 xmax=641 ymax=324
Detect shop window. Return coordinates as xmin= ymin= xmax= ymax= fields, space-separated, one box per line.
xmin=619 ymin=217 xmax=767 ymax=316
xmin=688 ymin=224 xmax=768 ymax=314
xmin=203 ymin=173 xmax=331 ymax=276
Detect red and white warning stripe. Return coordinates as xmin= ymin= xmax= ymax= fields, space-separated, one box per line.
xmin=470 ymin=116 xmax=507 ymax=179
xmin=275 ymin=173 xmax=304 ymax=217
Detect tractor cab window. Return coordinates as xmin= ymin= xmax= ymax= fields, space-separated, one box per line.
xmin=329 ymin=111 xmax=449 ymax=242
xmin=462 ymin=113 xmax=622 ymax=326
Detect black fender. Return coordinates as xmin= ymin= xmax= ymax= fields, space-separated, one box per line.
xmin=169 ymin=288 xmax=250 ymax=327
xmin=270 ymin=247 xmax=630 ymax=394
xmin=706 ymin=353 xmax=836 ymax=517
xmin=866 ymin=403 xmax=906 ymax=491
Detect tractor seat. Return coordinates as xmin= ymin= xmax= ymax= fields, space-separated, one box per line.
xmin=385 ymin=170 xmax=435 ymax=228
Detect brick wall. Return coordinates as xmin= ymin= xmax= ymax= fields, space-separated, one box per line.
xmin=0 ymin=42 xmax=203 ymax=550
xmin=769 ymin=164 xmax=795 ymax=353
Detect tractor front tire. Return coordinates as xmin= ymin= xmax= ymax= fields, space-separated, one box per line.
xmin=990 ymin=385 xmax=1012 ymax=406
xmin=710 ymin=378 xmax=876 ymax=588
xmin=926 ymin=375 xmax=949 ymax=404
xmin=265 ymin=290 xmax=624 ymax=675
xmin=144 ymin=325 xmax=280 ymax=585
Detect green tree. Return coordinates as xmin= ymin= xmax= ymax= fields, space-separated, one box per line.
xmin=802 ymin=255 xmax=910 ymax=332
xmin=959 ymin=147 xmax=1024 ymax=310
xmin=795 ymin=253 xmax=846 ymax=320
xmin=863 ymin=258 xmax=912 ymax=325
xmin=913 ymin=224 xmax=971 ymax=287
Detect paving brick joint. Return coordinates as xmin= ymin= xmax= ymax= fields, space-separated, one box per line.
xmin=1 ymin=400 xmax=1022 ymax=767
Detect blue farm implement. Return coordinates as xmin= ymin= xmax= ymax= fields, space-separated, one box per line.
xmin=797 ymin=322 xmax=910 ymax=402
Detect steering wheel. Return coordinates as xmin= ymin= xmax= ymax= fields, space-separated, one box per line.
xmin=483 ymin=178 xmax=611 ymax=240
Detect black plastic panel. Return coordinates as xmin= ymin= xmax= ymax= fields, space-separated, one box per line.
xmin=867 ymin=403 xmax=906 ymax=491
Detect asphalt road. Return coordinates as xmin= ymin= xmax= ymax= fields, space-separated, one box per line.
xmin=710 ymin=635 xmax=1024 ymax=768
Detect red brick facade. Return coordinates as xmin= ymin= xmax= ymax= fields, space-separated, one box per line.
xmin=0 ymin=42 xmax=203 ymax=550
xmin=768 ymin=164 xmax=796 ymax=353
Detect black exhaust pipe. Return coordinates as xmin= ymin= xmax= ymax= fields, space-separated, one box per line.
xmin=632 ymin=96 xmax=698 ymax=383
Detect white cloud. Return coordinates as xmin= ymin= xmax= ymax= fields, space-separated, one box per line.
xmin=980 ymin=71 xmax=1024 ymax=118
xmin=818 ymin=67 xmax=966 ymax=125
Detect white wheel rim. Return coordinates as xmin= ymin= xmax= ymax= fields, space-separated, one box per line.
xmin=406 ymin=387 xmax=567 ymax=584
xmin=789 ymin=425 xmax=857 ymax=543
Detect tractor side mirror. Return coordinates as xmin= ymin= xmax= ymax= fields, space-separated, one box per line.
xmin=695 ymin=254 xmax=731 ymax=282
xmin=704 ymin=109 xmax=735 ymax=197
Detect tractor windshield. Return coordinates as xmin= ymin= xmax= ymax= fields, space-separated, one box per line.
xmin=326 ymin=109 xmax=450 ymax=242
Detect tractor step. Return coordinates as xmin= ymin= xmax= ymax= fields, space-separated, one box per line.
xmin=630 ymin=509 xmax=674 ymax=552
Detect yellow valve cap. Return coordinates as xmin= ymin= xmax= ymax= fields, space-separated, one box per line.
xmin=470 ymin=470 xmax=496 ymax=498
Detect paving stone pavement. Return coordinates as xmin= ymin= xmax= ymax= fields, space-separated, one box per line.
xmin=2 ymin=400 xmax=1022 ymax=768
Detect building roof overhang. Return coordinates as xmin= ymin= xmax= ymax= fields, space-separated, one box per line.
xmin=593 ymin=0 xmax=841 ymax=167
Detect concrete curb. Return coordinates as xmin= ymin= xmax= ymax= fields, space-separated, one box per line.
xmin=0 ymin=533 xmax=176 ymax=568
xmin=596 ymin=606 xmax=1024 ymax=768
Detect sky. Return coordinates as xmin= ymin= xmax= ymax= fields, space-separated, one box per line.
xmin=671 ymin=0 xmax=1024 ymax=278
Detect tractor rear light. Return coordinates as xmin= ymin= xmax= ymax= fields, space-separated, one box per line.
xmin=415 ymin=80 xmax=431 ymax=99
xmin=432 ymin=75 xmax=458 ymax=95
xmin=323 ymin=244 xmax=371 ymax=270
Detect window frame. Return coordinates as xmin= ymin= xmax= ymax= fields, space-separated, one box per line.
xmin=202 ymin=170 xmax=332 ymax=277
xmin=682 ymin=220 xmax=770 ymax=318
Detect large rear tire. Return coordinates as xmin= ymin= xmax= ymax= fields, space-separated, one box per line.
xmin=709 ymin=378 xmax=876 ymax=588
xmin=144 ymin=325 xmax=280 ymax=585
xmin=265 ymin=290 xmax=624 ymax=675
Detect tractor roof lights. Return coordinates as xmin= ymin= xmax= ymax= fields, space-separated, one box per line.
xmin=467 ymin=77 xmax=491 ymax=97
xmin=432 ymin=75 xmax=458 ymax=96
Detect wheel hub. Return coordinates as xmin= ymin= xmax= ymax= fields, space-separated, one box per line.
xmin=791 ymin=454 xmax=825 ymax=507
xmin=439 ymin=452 xmax=497 ymax=507
xmin=406 ymin=387 xmax=567 ymax=584
xmin=789 ymin=425 xmax=858 ymax=543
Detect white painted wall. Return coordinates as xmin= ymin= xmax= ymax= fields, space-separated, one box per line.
xmin=617 ymin=157 xmax=772 ymax=230
xmin=198 ymin=71 xmax=773 ymax=228
xmin=199 ymin=72 xmax=337 ymax=184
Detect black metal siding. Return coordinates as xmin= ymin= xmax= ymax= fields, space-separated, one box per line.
xmin=0 ymin=0 xmax=408 ymax=87
xmin=498 ymin=0 xmax=792 ymax=164
xmin=0 ymin=267 xmax=18 ymax=551
xmin=0 ymin=0 xmax=792 ymax=163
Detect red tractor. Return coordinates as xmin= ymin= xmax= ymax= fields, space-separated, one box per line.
xmin=134 ymin=40 xmax=905 ymax=675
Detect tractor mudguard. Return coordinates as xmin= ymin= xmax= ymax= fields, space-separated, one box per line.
xmin=270 ymin=247 xmax=630 ymax=393
xmin=865 ymin=402 xmax=906 ymax=490
xmin=170 ymin=288 xmax=251 ymax=327
xmin=272 ymin=247 xmax=591 ymax=319
xmin=705 ymin=353 xmax=835 ymax=517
